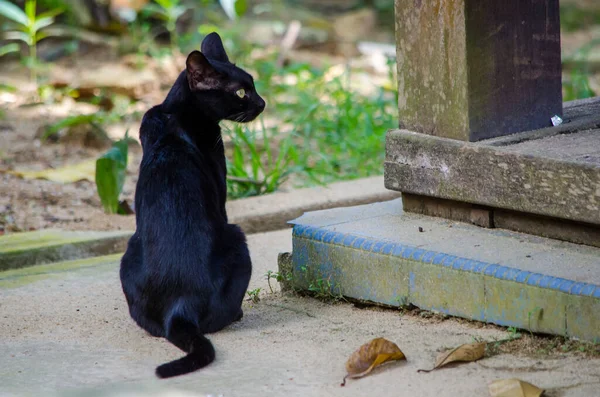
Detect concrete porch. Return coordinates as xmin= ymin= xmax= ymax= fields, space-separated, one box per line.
xmin=279 ymin=199 xmax=600 ymax=341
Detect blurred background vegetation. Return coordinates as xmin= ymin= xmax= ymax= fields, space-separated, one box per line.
xmin=0 ymin=0 xmax=599 ymax=229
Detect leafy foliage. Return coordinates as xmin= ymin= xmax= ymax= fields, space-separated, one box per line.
xmin=95 ymin=134 xmax=129 ymax=214
xmin=142 ymin=0 xmax=188 ymax=48
xmin=563 ymin=39 xmax=600 ymax=102
xmin=224 ymin=54 xmax=397 ymax=199
xmin=0 ymin=0 xmax=63 ymax=80
xmin=219 ymin=0 xmax=247 ymax=20
xmin=225 ymin=121 xmax=301 ymax=198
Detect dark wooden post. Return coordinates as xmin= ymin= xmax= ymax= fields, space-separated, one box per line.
xmin=395 ymin=0 xmax=562 ymax=142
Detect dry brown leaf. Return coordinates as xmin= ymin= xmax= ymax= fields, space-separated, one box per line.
xmin=341 ymin=337 xmax=406 ymax=386
xmin=489 ymin=378 xmax=544 ymax=397
xmin=418 ymin=342 xmax=485 ymax=373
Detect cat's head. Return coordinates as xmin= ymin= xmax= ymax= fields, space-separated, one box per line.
xmin=185 ymin=32 xmax=265 ymax=123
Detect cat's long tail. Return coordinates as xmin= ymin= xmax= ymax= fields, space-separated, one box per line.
xmin=155 ymin=309 xmax=215 ymax=378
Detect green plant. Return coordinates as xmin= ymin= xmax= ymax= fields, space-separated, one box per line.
xmin=563 ymin=38 xmax=600 ymax=101
xmin=225 ymin=121 xmax=302 ymax=199
xmin=395 ymin=295 xmax=409 ymax=309
xmin=41 ymin=112 xmax=109 ymax=141
xmin=564 ymin=68 xmax=596 ymax=102
xmin=0 ymin=0 xmax=63 ymax=81
xmin=42 ymin=93 xmax=141 ymax=140
xmin=142 ymin=0 xmax=189 ymax=50
xmin=265 ymin=270 xmax=280 ymax=293
xmin=308 ymin=276 xmax=333 ymax=299
xmin=120 ymin=19 xmax=164 ymax=59
xmin=560 ymin=4 xmax=600 ymax=32
xmin=218 ymin=0 xmax=247 ymax=20
xmin=297 ymin=265 xmax=343 ymax=301
xmin=95 ymin=133 xmax=130 ymax=214
xmin=0 ymin=42 xmax=18 ymax=57
xmin=308 ymin=276 xmax=345 ymax=302
xmin=0 ymin=82 xmax=16 ymax=93
xmin=246 ymin=288 xmax=261 ymax=303
xmin=248 ymin=57 xmax=397 ymax=188
xmin=507 ymin=326 xmax=522 ymax=340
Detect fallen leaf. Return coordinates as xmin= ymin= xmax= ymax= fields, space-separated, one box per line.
xmin=341 ymin=337 xmax=406 ymax=386
xmin=418 ymin=342 xmax=485 ymax=373
xmin=489 ymin=378 xmax=544 ymax=397
xmin=3 ymin=160 xmax=97 ymax=184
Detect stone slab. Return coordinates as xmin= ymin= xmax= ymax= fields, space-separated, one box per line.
xmin=0 ymin=229 xmax=132 ymax=271
xmin=228 ymin=176 xmax=400 ymax=234
xmin=384 ymin=129 xmax=600 ymax=225
xmin=286 ymin=200 xmax=600 ymax=341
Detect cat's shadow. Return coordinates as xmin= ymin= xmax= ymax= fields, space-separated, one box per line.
xmin=218 ymin=300 xmax=311 ymax=334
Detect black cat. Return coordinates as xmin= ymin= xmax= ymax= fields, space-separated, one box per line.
xmin=120 ymin=32 xmax=265 ymax=379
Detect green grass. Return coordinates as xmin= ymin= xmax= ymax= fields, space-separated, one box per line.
xmin=224 ymin=120 xmax=302 ymax=198
xmin=560 ymin=4 xmax=600 ymax=33
xmin=563 ymin=38 xmax=600 ymax=102
xmin=223 ymin=52 xmax=397 ymax=198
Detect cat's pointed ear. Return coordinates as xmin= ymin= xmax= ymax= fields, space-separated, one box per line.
xmin=201 ymin=32 xmax=230 ymax=63
xmin=186 ymin=50 xmax=220 ymax=91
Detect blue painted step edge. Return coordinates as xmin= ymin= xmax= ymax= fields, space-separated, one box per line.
xmin=292 ymin=224 xmax=600 ymax=299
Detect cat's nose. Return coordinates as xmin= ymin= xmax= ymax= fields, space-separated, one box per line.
xmin=258 ymin=97 xmax=266 ymax=111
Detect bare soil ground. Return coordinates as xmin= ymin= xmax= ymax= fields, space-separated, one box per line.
xmin=0 ymin=103 xmax=141 ymax=233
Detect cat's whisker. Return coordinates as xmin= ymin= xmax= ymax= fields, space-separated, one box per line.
xmin=212 ymin=135 xmax=223 ymax=150
xmin=228 ymin=112 xmax=246 ymax=123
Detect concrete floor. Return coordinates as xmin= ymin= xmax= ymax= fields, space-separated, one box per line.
xmin=1 ymin=229 xmax=600 ymax=397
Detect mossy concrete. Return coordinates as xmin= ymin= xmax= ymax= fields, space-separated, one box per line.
xmin=0 ymin=230 xmax=132 ymax=271
xmin=283 ymin=201 xmax=600 ymax=342
xmin=0 ymin=253 xmax=123 ymax=289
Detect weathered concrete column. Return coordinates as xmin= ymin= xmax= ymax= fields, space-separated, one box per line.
xmin=395 ymin=0 xmax=562 ymax=141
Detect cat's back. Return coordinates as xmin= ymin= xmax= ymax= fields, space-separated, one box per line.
xmin=134 ymin=131 xmax=216 ymax=280
xmin=137 ymin=129 xmax=208 ymax=209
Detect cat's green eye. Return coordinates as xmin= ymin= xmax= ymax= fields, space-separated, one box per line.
xmin=235 ymin=88 xmax=246 ymax=98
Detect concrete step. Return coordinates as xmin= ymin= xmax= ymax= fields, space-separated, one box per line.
xmin=0 ymin=229 xmax=132 ymax=271
xmin=282 ymin=199 xmax=600 ymax=341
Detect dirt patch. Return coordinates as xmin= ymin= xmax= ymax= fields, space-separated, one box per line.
xmin=0 ymin=103 xmax=141 ymax=233
xmin=492 ymin=334 xmax=600 ymax=359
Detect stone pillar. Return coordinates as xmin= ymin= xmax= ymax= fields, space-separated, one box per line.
xmin=395 ymin=0 xmax=562 ymax=142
